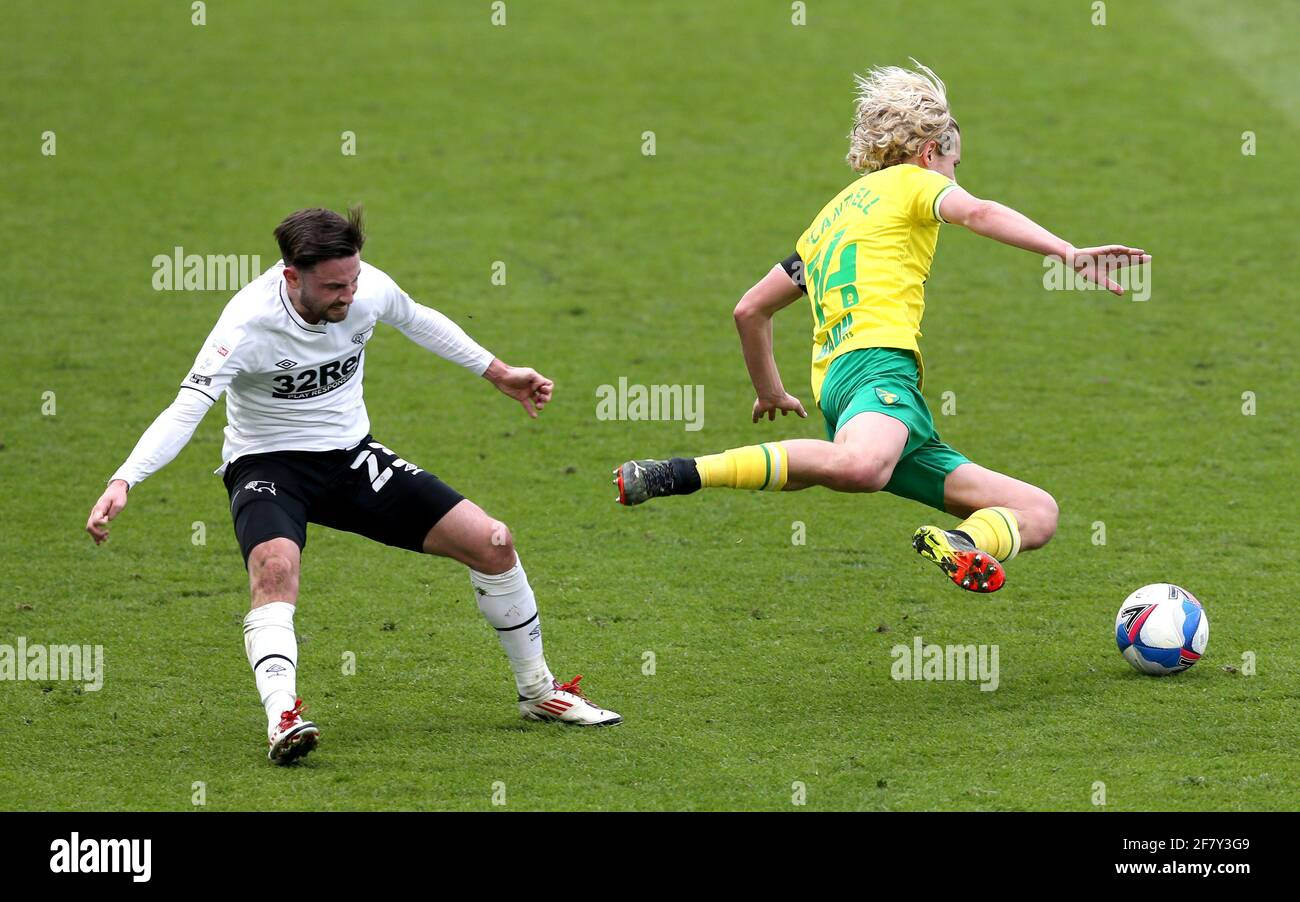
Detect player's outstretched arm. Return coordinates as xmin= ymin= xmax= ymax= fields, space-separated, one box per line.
xmin=483 ymin=358 xmax=553 ymax=419
xmin=938 ymin=186 xmax=1150 ymax=295
xmin=85 ymin=388 xmax=213 ymax=544
xmin=734 ymin=265 xmax=808 ymax=422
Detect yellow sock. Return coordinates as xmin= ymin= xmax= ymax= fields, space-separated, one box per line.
xmin=956 ymin=507 xmax=1021 ymax=562
xmin=696 ymin=443 xmax=789 ymax=491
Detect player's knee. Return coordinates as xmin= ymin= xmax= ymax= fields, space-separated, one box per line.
xmin=250 ymin=548 xmax=298 ymax=595
xmin=1025 ymin=490 xmax=1059 ymax=547
xmin=474 ymin=521 xmax=517 ymax=574
xmin=1038 ymin=491 xmax=1060 ymax=542
xmin=838 ymin=457 xmax=893 ymax=493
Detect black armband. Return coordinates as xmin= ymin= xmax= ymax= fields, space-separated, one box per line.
xmin=779 ymin=252 xmax=807 ymax=294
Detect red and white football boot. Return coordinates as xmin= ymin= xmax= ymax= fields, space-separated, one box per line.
xmin=519 ymin=675 xmax=622 ymax=726
xmin=268 ymin=697 xmax=320 ymax=764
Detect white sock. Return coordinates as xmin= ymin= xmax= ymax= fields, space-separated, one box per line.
xmin=469 ymin=556 xmax=554 ymax=699
xmin=243 ymin=601 xmax=298 ymax=735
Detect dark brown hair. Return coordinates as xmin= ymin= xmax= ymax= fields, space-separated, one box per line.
xmin=274 ymin=206 xmax=366 ymax=270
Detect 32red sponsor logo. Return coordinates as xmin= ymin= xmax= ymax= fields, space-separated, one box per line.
xmin=270 ymin=352 xmax=361 ymax=399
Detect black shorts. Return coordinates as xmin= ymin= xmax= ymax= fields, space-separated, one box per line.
xmin=222 ymin=435 xmax=464 ymax=566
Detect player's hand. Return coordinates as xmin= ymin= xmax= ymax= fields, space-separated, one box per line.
xmin=1068 ymin=245 xmax=1151 ymax=296
xmin=486 ymin=360 xmax=553 ymax=418
xmin=753 ymin=392 xmax=807 ymax=423
xmin=86 ymin=480 xmax=129 ymax=545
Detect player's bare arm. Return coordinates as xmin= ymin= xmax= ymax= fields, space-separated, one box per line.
xmin=734 ymin=265 xmax=809 ymax=423
xmin=937 ymin=185 xmax=1150 ymax=296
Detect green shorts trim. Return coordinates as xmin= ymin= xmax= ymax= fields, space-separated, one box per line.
xmin=818 ymin=347 xmax=968 ymax=511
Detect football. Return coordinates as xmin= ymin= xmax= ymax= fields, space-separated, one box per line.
xmin=1115 ymin=583 xmax=1209 ymax=675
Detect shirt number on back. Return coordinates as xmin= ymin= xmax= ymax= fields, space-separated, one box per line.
xmin=807 ymin=229 xmax=859 ymax=326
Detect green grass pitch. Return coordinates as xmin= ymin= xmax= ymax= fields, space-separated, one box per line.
xmin=1 ymin=0 xmax=1296 ymax=810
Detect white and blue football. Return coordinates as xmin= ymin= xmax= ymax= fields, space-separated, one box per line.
xmin=1115 ymin=583 xmax=1209 ymax=675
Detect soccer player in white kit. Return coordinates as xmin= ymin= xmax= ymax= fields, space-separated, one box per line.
xmin=85 ymin=207 xmax=621 ymax=764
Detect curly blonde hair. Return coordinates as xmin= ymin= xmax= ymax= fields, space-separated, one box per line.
xmin=846 ymin=59 xmax=958 ymax=173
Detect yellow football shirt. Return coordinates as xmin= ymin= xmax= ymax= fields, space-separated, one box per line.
xmin=794 ymin=163 xmax=956 ymax=402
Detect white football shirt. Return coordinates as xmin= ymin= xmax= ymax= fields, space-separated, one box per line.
xmin=110 ymin=260 xmax=493 ymax=487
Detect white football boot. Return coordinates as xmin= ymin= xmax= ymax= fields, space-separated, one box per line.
xmin=519 ymin=675 xmax=623 ymax=727
xmin=268 ymin=697 xmax=320 ymax=764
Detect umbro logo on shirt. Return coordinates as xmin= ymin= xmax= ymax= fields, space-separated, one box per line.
xmin=275 ymin=358 xmax=297 ymax=369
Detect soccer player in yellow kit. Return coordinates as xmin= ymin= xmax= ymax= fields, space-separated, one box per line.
xmin=614 ymin=61 xmax=1149 ymax=593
